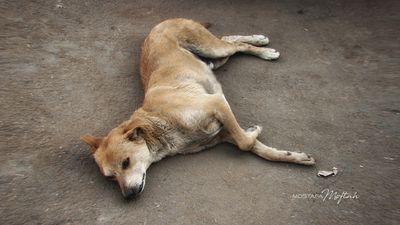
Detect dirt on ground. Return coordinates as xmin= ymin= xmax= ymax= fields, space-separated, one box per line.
xmin=1 ymin=0 xmax=399 ymax=224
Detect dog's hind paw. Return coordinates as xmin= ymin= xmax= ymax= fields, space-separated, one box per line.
xmin=249 ymin=35 xmax=270 ymax=46
xmin=259 ymin=48 xmax=280 ymax=60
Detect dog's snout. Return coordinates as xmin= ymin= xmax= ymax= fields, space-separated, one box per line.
xmin=122 ymin=173 xmax=146 ymax=199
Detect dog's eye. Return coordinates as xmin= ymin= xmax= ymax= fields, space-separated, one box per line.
xmin=122 ymin=157 xmax=130 ymax=170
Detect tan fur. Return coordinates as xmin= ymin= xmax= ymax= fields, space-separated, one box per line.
xmin=81 ymin=18 xmax=315 ymax=199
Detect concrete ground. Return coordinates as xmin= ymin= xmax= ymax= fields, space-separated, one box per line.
xmin=1 ymin=0 xmax=399 ymax=224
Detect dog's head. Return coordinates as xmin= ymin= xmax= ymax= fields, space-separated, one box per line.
xmin=81 ymin=121 xmax=151 ymax=199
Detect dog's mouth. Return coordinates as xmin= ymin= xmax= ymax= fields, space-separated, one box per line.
xmin=138 ymin=172 xmax=146 ymax=193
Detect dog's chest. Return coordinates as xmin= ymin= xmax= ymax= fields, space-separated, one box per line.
xmin=171 ymin=126 xmax=222 ymax=155
xmin=155 ymin=110 xmax=222 ymax=158
xmin=179 ymin=110 xmax=222 ymax=148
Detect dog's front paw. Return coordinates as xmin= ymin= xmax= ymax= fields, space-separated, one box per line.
xmin=246 ymin=125 xmax=263 ymax=137
xmin=291 ymin=151 xmax=316 ymax=166
xmin=238 ymin=126 xmax=263 ymax=151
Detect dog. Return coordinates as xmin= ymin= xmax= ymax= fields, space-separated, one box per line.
xmin=81 ymin=18 xmax=315 ymax=199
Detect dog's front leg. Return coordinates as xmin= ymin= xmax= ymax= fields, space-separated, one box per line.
xmin=209 ymin=95 xmax=262 ymax=151
xmin=209 ymin=94 xmax=315 ymax=166
xmin=251 ymin=141 xmax=315 ymax=165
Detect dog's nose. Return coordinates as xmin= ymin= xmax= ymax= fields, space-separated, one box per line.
xmin=122 ymin=186 xmax=142 ymax=199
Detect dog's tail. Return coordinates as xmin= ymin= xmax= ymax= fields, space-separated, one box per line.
xmin=199 ymin=22 xmax=212 ymax=29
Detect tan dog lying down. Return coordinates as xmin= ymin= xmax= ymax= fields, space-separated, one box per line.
xmin=81 ymin=18 xmax=315 ymax=199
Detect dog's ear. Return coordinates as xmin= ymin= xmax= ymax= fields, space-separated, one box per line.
xmin=80 ymin=134 xmax=102 ymax=153
xmin=126 ymin=127 xmax=144 ymax=142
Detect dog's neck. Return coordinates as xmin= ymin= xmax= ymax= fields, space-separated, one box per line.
xmin=130 ymin=109 xmax=177 ymax=155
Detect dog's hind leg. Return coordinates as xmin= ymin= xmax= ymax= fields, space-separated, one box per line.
xmin=208 ymin=35 xmax=272 ymax=69
xmin=208 ymin=57 xmax=230 ymax=70
xmin=179 ymin=23 xmax=280 ymax=61
xmin=221 ymin=35 xmax=270 ymax=46
xmin=186 ymin=37 xmax=280 ymax=61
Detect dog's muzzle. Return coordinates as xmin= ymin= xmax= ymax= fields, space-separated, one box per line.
xmin=122 ymin=173 xmax=146 ymax=199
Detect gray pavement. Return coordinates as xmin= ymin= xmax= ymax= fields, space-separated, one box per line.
xmin=1 ymin=0 xmax=399 ymax=224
